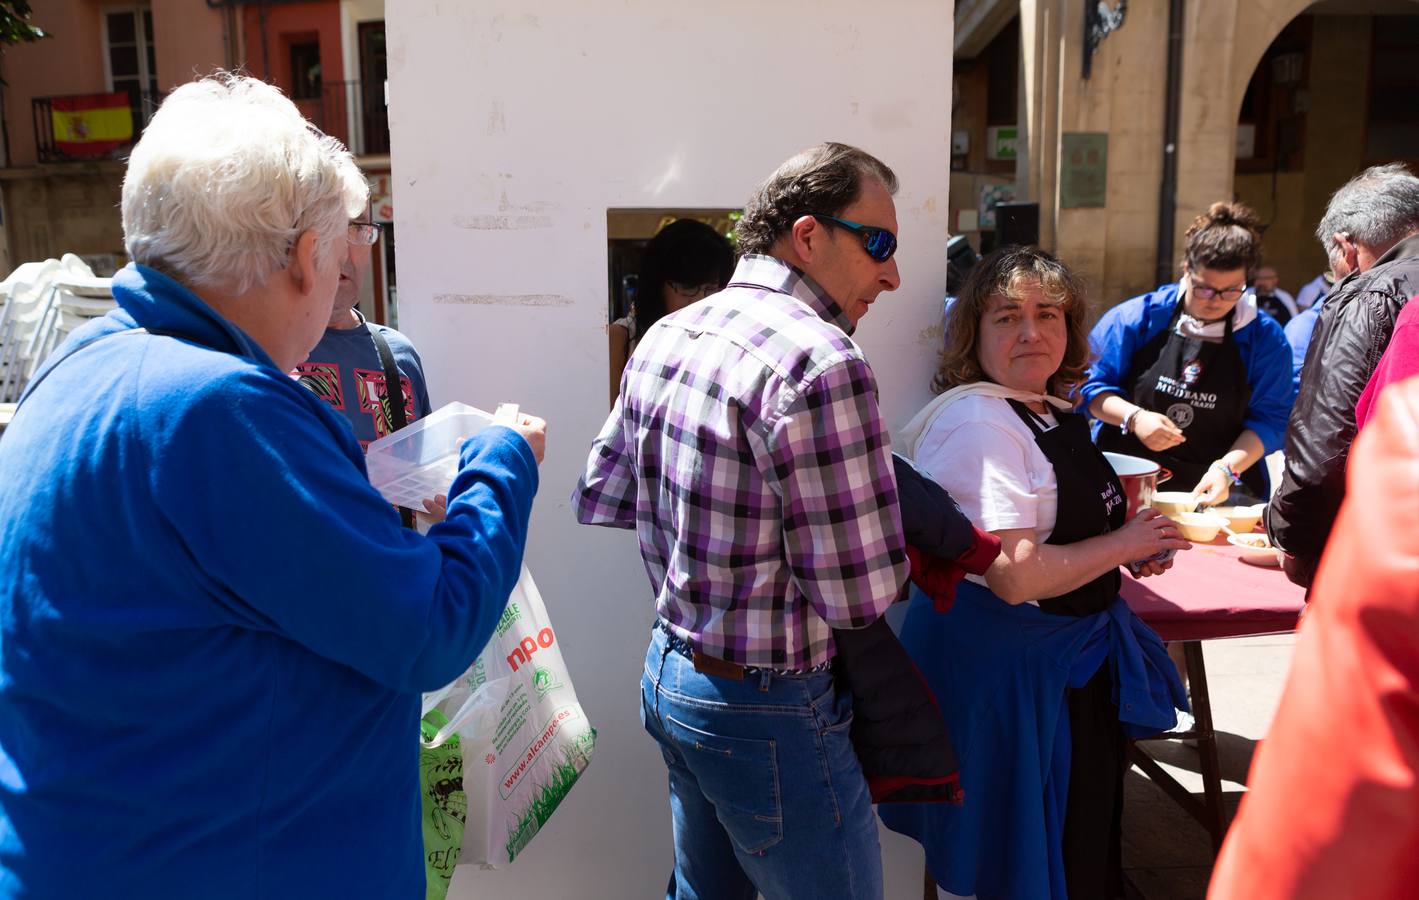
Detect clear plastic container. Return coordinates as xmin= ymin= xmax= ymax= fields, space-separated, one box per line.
xmin=364 ymin=401 xmax=498 ymax=508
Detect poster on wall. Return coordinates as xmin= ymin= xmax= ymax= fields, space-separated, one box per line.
xmin=978 ymin=182 xmax=1017 ymax=230
xmin=1060 ymin=133 xmax=1108 ymax=209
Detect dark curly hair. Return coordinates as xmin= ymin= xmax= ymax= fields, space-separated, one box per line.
xmin=932 ymin=245 xmax=1092 ymax=401
xmin=1182 ymin=201 xmax=1263 ymax=274
xmin=734 ymin=142 xmax=898 ymax=256
xmin=635 ymin=219 xmax=736 ymax=332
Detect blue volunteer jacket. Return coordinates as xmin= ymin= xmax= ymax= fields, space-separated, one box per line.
xmin=1081 ymin=282 xmax=1295 ymax=453
xmin=0 ymin=265 xmax=538 ymax=898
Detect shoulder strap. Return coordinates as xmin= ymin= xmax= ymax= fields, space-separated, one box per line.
xmin=368 ymin=326 xmax=408 ymax=432
xmin=368 ymin=325 xmax=416 ymax=528
xmin=1005 ymin=397 xmax=1051 ymax=436
xmin=16 ymin=327 xmax=153 ymax=409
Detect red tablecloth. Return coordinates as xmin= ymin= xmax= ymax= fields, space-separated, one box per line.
xmin=1121 ymin=540 xmax=1306 ymax=642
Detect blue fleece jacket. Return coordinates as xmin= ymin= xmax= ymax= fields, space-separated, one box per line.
xmin=0 ymin=265 xmax=538 ymax=899
xmin=1081 ymin=283 xmax=1296 ymax=453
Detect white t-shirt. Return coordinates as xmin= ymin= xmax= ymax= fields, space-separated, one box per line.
xmin=912 ymin=393 xmax=1059 ymax=547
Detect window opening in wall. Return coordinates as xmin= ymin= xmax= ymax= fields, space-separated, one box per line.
xmin=290 ymin=40 xmax=323 ymax=101
xmin=605 ymin=208 xmax=741 ymax=406
xmin=104 ymin=7 xmax=158 ymax=123
xmin=357 ymin=21 xmax=390 ymax=155
xmin=1366 ymin=15 xmax=1419 ymax=162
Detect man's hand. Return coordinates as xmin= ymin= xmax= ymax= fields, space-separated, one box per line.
xmin=510 ymin=413 xmax=546 ymax=464
xmin=1133 ymin=410 xmax=1187 ymax=451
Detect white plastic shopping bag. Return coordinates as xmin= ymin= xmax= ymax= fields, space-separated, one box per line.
xmin=421 ymin=566 xmax=596 ymax=871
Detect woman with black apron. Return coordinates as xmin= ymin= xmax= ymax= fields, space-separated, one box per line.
xmin=881 ymin=248 xmax=1189 ymax=900
xmin=1085 ymin=202 xmax=1296 ymax=506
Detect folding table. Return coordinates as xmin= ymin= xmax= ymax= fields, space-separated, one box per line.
xmin=1121 ymin=541 xmax=1306 ymax=852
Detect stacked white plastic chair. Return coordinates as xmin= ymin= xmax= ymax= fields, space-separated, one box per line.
xmin=0 ymin=254 xmax=113 ymax=403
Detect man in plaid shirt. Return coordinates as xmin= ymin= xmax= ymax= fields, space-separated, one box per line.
xmin=574 ymin=143 xmax=909 ymax=899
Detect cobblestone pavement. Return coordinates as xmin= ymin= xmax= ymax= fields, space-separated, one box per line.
xmin=1122 ymin=634 xmax=1297 ymax=900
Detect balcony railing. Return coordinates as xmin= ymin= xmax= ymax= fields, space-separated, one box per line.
xmin=33 ymin=91 xmax=163 ymax=164
xmin=31 ymin=81 xmax=387 ymax=164
xmin=298 ymin=79 xmax=390 ymax=158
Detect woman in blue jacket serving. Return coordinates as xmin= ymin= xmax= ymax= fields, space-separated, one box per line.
xmin=1084 ymin=202 xmax=1295 ymax=504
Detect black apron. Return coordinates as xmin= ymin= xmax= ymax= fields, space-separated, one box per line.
xmin=1009 ymin=399 xmax=1129 ymax=900
xmin=1097 ymin=302 xmax=1266 ymax=499
xmin=1009 ymin=401 xmax=1127 ymax=617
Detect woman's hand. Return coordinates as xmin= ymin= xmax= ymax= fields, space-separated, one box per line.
xmin=421 ymin=493 xmax=448 ymax=524
xmin=1116 ymin=508 xmax=1192 ymax=562
xmin=1133 ymin=410 xmax=1187 ymax=451
xmin=1190 ymin=467 xmax=1230 ymax=507
xmin=1132 ymin=557 xmax=1175 ymax=578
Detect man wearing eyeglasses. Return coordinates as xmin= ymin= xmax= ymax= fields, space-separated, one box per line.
xmin=292 ymin=211 xmax=436 ymax=523
xmin=574 ymin=143 xmax=907 ymax=900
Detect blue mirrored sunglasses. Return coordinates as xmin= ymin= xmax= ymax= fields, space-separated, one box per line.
xmin=813 ymin=214 xmax=897 ymax=262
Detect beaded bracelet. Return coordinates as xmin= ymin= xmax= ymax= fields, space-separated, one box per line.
xmin=1210 ymin=461 xmax=1242 ymax=486
xmin=1121 ymin=407 xmax=1142 ymax=435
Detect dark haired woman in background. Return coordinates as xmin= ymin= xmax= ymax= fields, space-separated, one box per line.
xmin=1083 ymin=202 xmax=1295 ymax=505
xmin=608 ymin=218 xmax=735 ymax=402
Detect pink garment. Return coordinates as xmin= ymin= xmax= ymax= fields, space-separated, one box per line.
xmin=1208 ymin=375 xmax=1419 ymax=900
xmin=1355 ymin=293 xmax=1419 ymax=432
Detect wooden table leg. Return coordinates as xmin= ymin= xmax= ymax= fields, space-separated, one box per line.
xmin=1129 ymin=639 xmax=1230 ymax=855
xmin=1183 ymin=639 xmax=1228 ymax=851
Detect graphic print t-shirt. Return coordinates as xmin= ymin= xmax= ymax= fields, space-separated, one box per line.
xmin=292 ymin=321 xmax=432 ymax=449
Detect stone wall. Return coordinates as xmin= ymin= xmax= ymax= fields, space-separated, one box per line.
xmin=0 ymin=164 xmax=125 ymax=271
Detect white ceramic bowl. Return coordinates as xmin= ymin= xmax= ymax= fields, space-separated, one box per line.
xmin=1214 ymin=504 xmax=1265 ymax=534
xmin=1169 ymin=511 xmax=1228 ymax=543
xmin=1151 ymin=491 xmax=1197 ymax=517
xmin=1228 ymin=532 xmax=1282 ymax=567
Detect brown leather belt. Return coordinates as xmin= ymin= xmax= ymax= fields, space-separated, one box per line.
xmin=691 ymin=652 xmax=746 ymax=682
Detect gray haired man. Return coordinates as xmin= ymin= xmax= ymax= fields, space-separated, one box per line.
xmin=1268 ymin=163 xmax=1419 ymax=588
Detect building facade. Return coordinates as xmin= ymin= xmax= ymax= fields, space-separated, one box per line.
xmin=950 ymin=0 xmax=1419 ymax=309
xmin=0 ymin=0 xmax=398 ymax=322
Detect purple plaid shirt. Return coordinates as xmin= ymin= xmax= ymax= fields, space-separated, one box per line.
xmin=573 ymin=254 xmax=908 ymax=669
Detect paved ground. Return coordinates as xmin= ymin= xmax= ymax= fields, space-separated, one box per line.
xmin=1121 ymin=633 xmax=1297 ymax=899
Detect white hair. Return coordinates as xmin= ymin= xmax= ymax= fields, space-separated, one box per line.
xmin=121 ymin=73 xmax=368 ymax=296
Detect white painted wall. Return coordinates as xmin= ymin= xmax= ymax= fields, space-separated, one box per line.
xmin=387 ymin=2 xmax=953 ymax=896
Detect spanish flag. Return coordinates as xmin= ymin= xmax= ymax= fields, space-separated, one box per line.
xmin=51 ymin=93 xmax=133 ymax=158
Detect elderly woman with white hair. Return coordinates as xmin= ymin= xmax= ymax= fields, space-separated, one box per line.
xmin=0 ymin=74 xmax=545 ymax=898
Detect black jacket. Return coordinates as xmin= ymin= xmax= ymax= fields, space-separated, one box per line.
xmin=1268 ymin=234 xmax=1419 ymax=587
xmin=830 ymin=454 xmax=988 ymax=806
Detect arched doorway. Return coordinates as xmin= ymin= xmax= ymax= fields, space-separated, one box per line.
xmin=1230 ymin=0 xmax=1419 ymax=297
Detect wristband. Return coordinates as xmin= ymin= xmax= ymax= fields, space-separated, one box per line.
xmin=1210 ymin=461 xmax=1242 ymax=486
xmin=1121 ymin=407 xmax=1141 ymax=435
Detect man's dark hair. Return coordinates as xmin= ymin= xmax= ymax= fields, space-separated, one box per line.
xmin=735 ymin=142 xmax=898 ymax=256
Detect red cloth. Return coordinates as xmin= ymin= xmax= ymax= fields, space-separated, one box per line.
xmin=1355 ymin=294 xmax=1419 ymax=432
xmin=1119 ymin=542 xmax=1305 ymax=642
xmin=906 ymin=526 xmax=1001 ymax=613
xmin=1208 ymin=375 xmax=1419 ymax=900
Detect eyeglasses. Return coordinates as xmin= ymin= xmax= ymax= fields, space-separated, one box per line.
xmin=813 ymin=214 xmax=898 ymax=263
xmin=347 ymin=220 xmax=382 ymax=246
xmin=1188 ymin=276 xmax=1246 ymax=302
xmin=667 ymin=281 xmax=720 ymax=301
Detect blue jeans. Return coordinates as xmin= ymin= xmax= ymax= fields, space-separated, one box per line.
xmin=640 ymin=626 xmax=883 ymax=900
